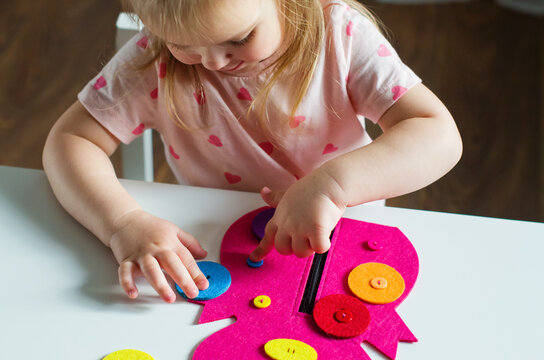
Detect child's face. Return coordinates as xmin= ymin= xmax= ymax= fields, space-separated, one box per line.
xmin=156 ymin=0 xmax=283 ymax=74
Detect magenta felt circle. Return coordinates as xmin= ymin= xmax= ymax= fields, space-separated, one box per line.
xmin=313 ymin=294 xmax=370 ymax=338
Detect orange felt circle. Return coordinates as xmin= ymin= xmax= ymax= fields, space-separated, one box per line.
xmin=348 ymin=263 xmax=405 ymax=304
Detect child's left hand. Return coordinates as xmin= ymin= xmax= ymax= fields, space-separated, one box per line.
xmin=249 ymin=169 xmax=346 ymax=261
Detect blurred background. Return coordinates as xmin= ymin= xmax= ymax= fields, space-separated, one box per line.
xmin=0 ymin=0 xmax=542 ymax=222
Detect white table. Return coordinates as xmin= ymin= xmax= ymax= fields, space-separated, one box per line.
xmin=1 ymin=165 xmax=543 ymax=359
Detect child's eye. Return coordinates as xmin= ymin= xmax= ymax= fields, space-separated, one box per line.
xmin=230 ymin=30 xmax=255 ymax=47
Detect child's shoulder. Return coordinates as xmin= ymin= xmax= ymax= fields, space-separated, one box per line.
xmin=321 ymin=0 xmax=377 ymax=33
xmin=321 ymin=0 xmax=350 ymax=19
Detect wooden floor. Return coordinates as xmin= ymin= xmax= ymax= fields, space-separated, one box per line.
xmin=1 ymin=0 xmax=542 ymax=222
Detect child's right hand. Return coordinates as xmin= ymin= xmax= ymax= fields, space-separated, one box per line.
xmin=108 ymin=210 xmax=209 ymax=303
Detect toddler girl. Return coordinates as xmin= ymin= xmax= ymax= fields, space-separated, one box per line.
xmin=43 ymin=0 xmax=462 ymax=303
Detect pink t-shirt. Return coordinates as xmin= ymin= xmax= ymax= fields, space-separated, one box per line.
xmin=78 ymin=1 xmax=421 ymax=192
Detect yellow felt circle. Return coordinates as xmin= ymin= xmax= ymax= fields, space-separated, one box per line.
xmin=103 ymin=349 xmax=154 ymax=360
xmin=254 ymin=295 xmax=271 ymax=308
xmin=348 ymin=263 xmax=405 ymax=304
xmin=264 ymin=339 xmax=317 ymax=360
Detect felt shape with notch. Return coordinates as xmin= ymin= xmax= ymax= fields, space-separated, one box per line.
xmin=191 ymin=207 xmax=419 ymax=360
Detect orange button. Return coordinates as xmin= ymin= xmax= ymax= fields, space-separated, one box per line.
xmin=348 ymin=263 xmax=405 ymax=304
xmin=370 ymin=277 xmax=388 ymax=289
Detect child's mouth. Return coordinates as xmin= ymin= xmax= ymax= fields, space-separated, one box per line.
xmin=224 ymin=61 xmax=244 ymax=72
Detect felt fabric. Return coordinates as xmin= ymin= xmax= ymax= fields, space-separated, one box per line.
xmin=251 ymin=207 xmax=275 ymax=240
xmin=102 ymin=349 xmax=154 ymax=360
xmin=264 ymin=339 xmax=318 ymax=360
xmin=191 ymin=207 xmax=419 ymax=359
xmin=348 ymin=263 xmax=406 ymax=304
xmin=176 ymin=261 xmax=231 ymax=300
xmin=313 ymin=294 xmax=371 ymax=338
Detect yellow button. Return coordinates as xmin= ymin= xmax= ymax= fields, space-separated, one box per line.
xmin=253 ymin=295 xmax=271 ymax=308
xmin=103 ymin=349 xmax=154 ymax=360
xmin=370 ymin=277 xmax=388 ymax=289
xmin=348 ymin=263 xmax=405 ymax=304
xmin=264 ymin=339 xmax=317 ymax=360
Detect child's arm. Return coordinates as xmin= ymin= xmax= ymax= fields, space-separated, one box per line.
xmin=43 ymin=101 xmax=209 ymax=302
xmin=250 ymin=83 xmax=462 ymax=260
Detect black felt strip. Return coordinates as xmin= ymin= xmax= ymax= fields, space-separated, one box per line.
xmin=298 ymin=230 xmax=333 ymax=314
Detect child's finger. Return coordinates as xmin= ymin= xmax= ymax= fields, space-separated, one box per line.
xmin=176 ymin=247 xmax=209 ymax=292
xmin=260 ymin=186 xmax=284 ymax=207
xmin=274 ymin=231 xmax=294 ymax=255
xmin=249 ymin=233 xmax=275 ymax=262
xmin=178 ymin=230 xmax=207 ymax=259
xmin=250 ymin=219 xmax=278 ymax=261
xmin=310 ymin=231 xmax=332 ymax=254
xmin=118 ymin=260 xmax=139 ymax=299
xmin=292 ymin=237 xmax=315 ymax=258
xmin=157 ymin=251 xmax=201 ymax=298
xmin=139 ymin=255 xmax=177 ymax=303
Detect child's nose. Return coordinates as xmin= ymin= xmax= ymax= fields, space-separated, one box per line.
xmin=200 ymin=48 xmax=232 ymax=71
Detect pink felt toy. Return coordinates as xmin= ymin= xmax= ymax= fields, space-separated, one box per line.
xmin=191 ymin=207 xmax=419 ymax=359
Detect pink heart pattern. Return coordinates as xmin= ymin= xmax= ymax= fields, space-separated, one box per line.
xmin=194 ymin=91 xmax=206 ymax=105
xmin=93 ymin=76 xmax=107 ymax=90
xmin=392 ymin=86 xmax=407 ymax=101
xmin=136 ymin=36 xmax=148 ymax=49
xmin=377 ymin=44 xmax=391 ymax=57
xmin=322 ymin=143 xmax=338 ymax=155
xmin=208 ymin=135 xmax=223 ymax=147
xmin=150 ymin=88 xmax=158 ymax=99
xmin=346 ymin=21 xmax=354 ymax=36
xmin=237 ymin=87 xmax=252 ymax=101
xmin=225 ymin=172 xmax=241 ymax=184
xmin=169 ymin=145 xmax=180 ymax=160
xmin=259 ymin=142 xmax=274 ymax=155
xmin=289 ymin=116 xmax=305 ymax=129
xmin=159 ymin=62 xmax=167 ymax=79
xmin=132 ymin=123 xmax=145 ymax=135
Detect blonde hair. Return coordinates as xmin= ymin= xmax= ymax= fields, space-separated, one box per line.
xmin=121 ymin=0 xmax=382 ymax=133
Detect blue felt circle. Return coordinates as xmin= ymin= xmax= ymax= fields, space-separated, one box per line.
xmin=251 ymin=207 xmax=275 ymax=240
xmin=246 ymin=257 xmax=264 ymax=268
xmin=175 ymin=261 xmax=231 ymax=300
